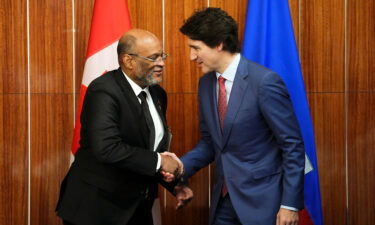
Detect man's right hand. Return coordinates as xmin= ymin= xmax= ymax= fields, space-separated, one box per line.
xmin=160 ymin=152 xmax=182 ymax=177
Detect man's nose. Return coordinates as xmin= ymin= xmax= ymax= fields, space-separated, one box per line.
xmin=155 ymin=58 xmax=165 ymax=66
xmin=190 ymin=50 xmax=197 ymax=61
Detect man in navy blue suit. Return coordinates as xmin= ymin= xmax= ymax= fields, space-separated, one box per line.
xmin=178 ymin=8 xmax=305 ymax=225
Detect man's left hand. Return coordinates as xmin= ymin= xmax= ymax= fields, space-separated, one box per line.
xmin=276 ymin=208 xmax=299 ymax=225
xmin=174 ymin=185 xmax=193 ymax=210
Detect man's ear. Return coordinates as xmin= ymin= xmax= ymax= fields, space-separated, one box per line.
xmin=122 ymin=54 xmax=134 ymax=70
xmin=216 ymin=42 xmax=224 ymax=51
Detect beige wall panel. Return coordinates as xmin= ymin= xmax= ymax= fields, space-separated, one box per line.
xmin=29 ymin=0 xmax=73 ymax=94
xmin=163 ymin=0 xmax=207 ymax=94
xmin=163 ymin=93 xmax=208 ymax=225
xmin=30 ymin=94 xmax=73 ymax=225
xmin=0 ymin=94 xmax=28 ymax=225
xmin=348 ymin=93 xmax=375 ymax=225
xmin=347 ymin=0 xmax=375 ymax=91
xmin=308 ymin=93 xmax=346 ymax=225
xmin=0 ymin=0 xmax=28 ymax=94
xmin=300 ymin=0 xmax=345 ymax=92
xmin=128 ymin=0 xmax=162 ymax=39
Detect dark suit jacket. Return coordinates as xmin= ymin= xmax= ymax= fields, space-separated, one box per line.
xmin=56 ymin=68 xmax=172 ymax=225
xmin=181 ymin=56 xmax=305 ymax=225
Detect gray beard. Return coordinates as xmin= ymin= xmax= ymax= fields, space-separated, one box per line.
xmin=136 ymin=72 xmax=160 ymax=86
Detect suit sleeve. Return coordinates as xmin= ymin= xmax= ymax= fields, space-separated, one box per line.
xmin=81 ymin=85 xmax=158 ymax=177
xmin=258 ymin=72 xmax=305 ymax=209
xmin=181 ymin=79 xmax=215 ymax=178
xmin=153 ymin=86 xmax=181 ymax=193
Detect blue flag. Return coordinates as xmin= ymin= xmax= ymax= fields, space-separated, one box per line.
xmin=242 ymin=1 xmax=323 ymax=225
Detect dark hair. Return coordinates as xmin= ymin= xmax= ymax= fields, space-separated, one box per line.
xmin=180 ymin=7 xmax=240 ymax=53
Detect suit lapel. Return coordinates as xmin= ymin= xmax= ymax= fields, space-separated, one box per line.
xmin=200 ymin=72 xmax=223 ymax=148
xmin=209 ymin=73 xmax=222 ymax=140
xmin=113 ymin=68 xmax=142 ymax=115
xmin=149 ymin=87 xmax=167 ymax=130
xmin=222 ymin=57 xmax=249 ymax=147
xmin=149 ymin=86 xmax=169 ymax=153
xmin=112 ymin=68 xmax=150 ymax=147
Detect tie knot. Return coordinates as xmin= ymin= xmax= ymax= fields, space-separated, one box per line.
xmin=138 ymin=91 xmax=147 ymax=102
xmin=218 ymin=76 xmax=225 ymax=84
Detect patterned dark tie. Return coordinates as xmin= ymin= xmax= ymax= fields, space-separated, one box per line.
xmin=138 ymin=91 xmax=155 ymax=151
xmin=218 ymin=76 xmax=228 ymax=196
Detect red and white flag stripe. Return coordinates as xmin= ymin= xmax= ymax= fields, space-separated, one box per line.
xmin=72 ymin=0 xmax=131 ymax=154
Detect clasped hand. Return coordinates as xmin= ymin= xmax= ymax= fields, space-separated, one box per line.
xmin=159 ymin=152 xmax=193 ymax=209
xmin=159 ymin=152 xmax=184 ymax=182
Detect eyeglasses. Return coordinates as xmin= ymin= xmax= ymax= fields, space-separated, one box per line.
xmin=128 ymin=53 xmax=168 ymax=62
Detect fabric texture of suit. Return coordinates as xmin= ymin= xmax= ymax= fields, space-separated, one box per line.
xmin=56 ymin=68 xmax=173 ymax=225
xmin=181 ymin=56 xmax=305 ymax=225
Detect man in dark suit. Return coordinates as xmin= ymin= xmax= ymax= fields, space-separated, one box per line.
xmin=178 ymin=8 xmax=305 ymax=225
xmin=56 ymin=29 xmax=192 ymax=225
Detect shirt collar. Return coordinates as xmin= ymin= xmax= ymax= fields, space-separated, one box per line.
xmin=216 ymin=53 xmax=241 ymax=82
xmin=122 ymin=70 xmax=149 ymax=97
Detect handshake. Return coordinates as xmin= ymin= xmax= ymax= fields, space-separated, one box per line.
xmin=159 ymin=152 xmax=184 ymax=182
xmin=159 ymin=152 xmax=193 ymax=209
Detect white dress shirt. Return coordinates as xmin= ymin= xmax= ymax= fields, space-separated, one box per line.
xmin=123 ymin=71 xmax=163 ymax=171
xmin=215 ymin=53 xmax=241 ymax=102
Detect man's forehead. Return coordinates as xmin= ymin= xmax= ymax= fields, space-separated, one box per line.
xmin=136 ymin=38 xmax=162 ymax=55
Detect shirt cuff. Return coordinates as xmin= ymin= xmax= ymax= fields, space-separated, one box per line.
xmin=156 ymin=153 xmax=161 ymax=172
xmin=280 ymin=205 xmax=298 ymax=212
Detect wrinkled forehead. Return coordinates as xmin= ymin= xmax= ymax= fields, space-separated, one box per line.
xmin=136 ymin=36 xmax=163 ymax=56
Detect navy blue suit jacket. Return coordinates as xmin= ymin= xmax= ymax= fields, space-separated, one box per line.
xmin=181 ymin=56 xmax=305 ymax=225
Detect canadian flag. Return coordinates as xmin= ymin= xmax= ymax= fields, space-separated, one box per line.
xmin=72 ymin=1 xmax=161 ymax=224
xmin=71 ymin=0 xmax=131 ymax=154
